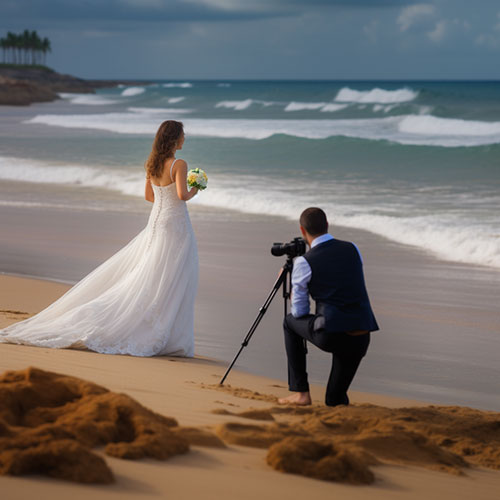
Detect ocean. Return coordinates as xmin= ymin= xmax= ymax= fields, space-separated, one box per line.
xmin=1 ymin=80 xmax=499 ymax=270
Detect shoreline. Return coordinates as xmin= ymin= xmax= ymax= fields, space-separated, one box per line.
xmin=1 ymin=202 xmax=499 ymax=411
xmin=0 ymin=272 xmax=429 ymax=410
xmin=0 ymin=65 xmax=147 ymax=106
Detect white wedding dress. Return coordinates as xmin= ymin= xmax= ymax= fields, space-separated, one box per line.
xmin=0 ymin=172 xmax=198 ymax=357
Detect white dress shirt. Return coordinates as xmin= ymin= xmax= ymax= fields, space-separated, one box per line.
xmin=290 ymin=234 xmax=363 ymax=318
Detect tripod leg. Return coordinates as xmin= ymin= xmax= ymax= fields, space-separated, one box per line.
xmin=219 ymin=266 xmax=289 ymax=385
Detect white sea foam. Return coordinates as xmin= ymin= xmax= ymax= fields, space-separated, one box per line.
xmin=320 ymin=103 xmax=349 ymax=113
xmin=215 ymin=99 xmax=279 ymax=110
xmin=195 ymin=177 xmax=500 ymax=269
xmin=162 ymin=82 xmax=193 ymax=88
xmin=372 ymin=104 xmax=398 ymax=113
xmin=216 ymin=99 xmax=254 ymax=110
xmin=335 ymin=87 xmax=418 ymax=104
xmin=2 ymin=155 xmax=498 ymax=269
xmin=0 ymin=156 xmax=143 ymax=197
xmin=0 ymin=199 xmax=111 ymax=212
xmin=58 ymin=93 xmax=118 ymax=105
xmin=26 ymin=112 xmax=500 ymax=147
xmin=285 ymin=102 xmax=327 ymax=111
xmin=399 ymin=115 xmax=500 ymax=137
xmin=167 ymin=96 xmax=185 ymax=104
xmin=217 ymin=83 xmax=232 ymax=87
xmin=418 ymin=105 xmax=433 ymax=115
xmin=332 ymin=213 xmax=500 ymax=269
xmin=128 ymin=107 xmax=193 ymax=114
xmin=284 ymin=101 xmax=348 ymax=112
xmin=121 ymin=87 xmax=146 ymax=97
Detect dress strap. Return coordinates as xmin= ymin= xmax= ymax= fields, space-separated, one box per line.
xmin=170 ymin=158 xmax=178 ymax=182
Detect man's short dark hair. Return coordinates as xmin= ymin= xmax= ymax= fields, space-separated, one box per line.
xmin=300 ymin=207 xmax=328 ymax=236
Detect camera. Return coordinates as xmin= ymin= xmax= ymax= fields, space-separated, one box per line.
xmin=271 ymin=237 xmax=306 ymax=258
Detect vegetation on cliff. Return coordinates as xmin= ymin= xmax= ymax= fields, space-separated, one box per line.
xmin=1 ymin=30 xmax=51 ymax=66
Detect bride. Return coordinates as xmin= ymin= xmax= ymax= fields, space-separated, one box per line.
xmin=0 ymin=120 xmax=199 ymax=357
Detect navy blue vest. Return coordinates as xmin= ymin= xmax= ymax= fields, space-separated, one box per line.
xmin=303 ymin=238 xmax=379 ymax=333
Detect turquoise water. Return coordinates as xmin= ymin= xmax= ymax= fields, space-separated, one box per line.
xmin=1 ymin=80 xmax=499 ymax=268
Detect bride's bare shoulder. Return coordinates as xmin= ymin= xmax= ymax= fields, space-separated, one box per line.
xmin=172 ymin=158 xmax=187 ymax=175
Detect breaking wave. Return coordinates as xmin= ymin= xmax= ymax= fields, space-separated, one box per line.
xmin=26 ymin=112 xmax=500 ymax=147
xmin=121 ymin=87 xmax=146 ymax=97
xmin=335 ymin=87 xmax=418 ymax=104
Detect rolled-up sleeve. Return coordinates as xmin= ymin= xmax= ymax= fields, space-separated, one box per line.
xmin=291 ymin=256 xmax=312 ymax=318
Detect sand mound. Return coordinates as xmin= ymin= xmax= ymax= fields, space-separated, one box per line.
xmin=267 ymin=437 xmax=375 ymax=484
xmin=216 ymin=422 xmax=306 ymax=448
xmin=0 ymin=367 xmax=189 ymax=483
xmin=213 ymin=402 xmax=500 ymax=482
xmin=172 ymin=427 xmax=227 ymax=448
xmin=1 ymin=438 xmax=114 ymax=484
xmin=282 ymin=404 xmax=498 ymax=473
xmin=356 ymin=430 xmax=466 ymax=474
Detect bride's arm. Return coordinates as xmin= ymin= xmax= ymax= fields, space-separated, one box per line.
xmin=145 ymin=175 xmax=154 ymax=203
xmin=173 ymin=160 xmax=198 ymax=201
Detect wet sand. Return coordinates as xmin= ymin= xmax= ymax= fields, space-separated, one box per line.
xmin=0 ymin=201 xmax=499 ymax=410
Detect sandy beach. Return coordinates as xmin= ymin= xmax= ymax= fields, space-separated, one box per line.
xmin=1 ymin=274 xmax=500 ymax=499
xmin=1 ymin=202 xmax=500 ymax=497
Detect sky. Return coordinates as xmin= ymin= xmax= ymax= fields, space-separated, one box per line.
xmin=1 ymin=0 xmax=500 ymax=80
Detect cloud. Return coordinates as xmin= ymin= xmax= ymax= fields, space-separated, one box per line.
xmin=475 ymin=12 xmax=500 ymax=48
xmin=0 ymin=0 xmax=421 ymax=26
xmin=188 ymin=0 xmax=416 ymax=8
xmin=427 ymin=18 xmax=470 ymax=43
xmin=427 ymin=19 xmax=446 ymax=41
xmin=397 ymin=3 xmax=435 ymax=32
xmin=0 ymin=0 xmax=295 ymax=25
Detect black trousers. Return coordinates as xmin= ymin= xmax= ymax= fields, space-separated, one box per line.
xmin=283 ymin=313 xmax=370 ymax=406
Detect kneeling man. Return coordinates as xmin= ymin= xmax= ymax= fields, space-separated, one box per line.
xmin=279 ymin=207 xmax=379 ymax=406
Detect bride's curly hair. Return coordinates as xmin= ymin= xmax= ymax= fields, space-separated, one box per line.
xmin=144 ymin=120 xmax=184 ymax=179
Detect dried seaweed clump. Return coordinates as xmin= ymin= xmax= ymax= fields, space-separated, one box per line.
xmin=0 ymin=367 xmax=189 ymax=483
xmin=267 ymin=437 xmax=375 ymax=484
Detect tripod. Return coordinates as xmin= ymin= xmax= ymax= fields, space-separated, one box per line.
xmin=220 ymin=255 xmax=299 ymax=385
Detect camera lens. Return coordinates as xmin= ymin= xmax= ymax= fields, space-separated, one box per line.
xmin=270 ymin=238 xmax=306 ymax=258
xmin=271 ymin=243 xmax=285 ymax=257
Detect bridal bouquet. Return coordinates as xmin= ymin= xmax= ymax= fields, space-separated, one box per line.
xmin=187 ymin=168 xmax=208 ymax=191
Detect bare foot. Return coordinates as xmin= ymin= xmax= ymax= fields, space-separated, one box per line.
xmin=277 ymin=392 xmax=312 ymax=406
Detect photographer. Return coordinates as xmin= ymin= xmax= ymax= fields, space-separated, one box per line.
xmin=278 ymin=207 xmax=379 ymax=407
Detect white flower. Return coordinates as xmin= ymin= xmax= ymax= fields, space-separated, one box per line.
xmin=187 ymin=168 xmax=208 ymax=190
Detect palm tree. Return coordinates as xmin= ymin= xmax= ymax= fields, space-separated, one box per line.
xmin=0 ymin=30 xmax=51 ymax=66
xmin=6 ymin=32 xmax=17 ymax=64
xmin=0 ymin=37 xmax=6 ymax=63
xmin=22 ymin=30 xmax=30 ymax=64
xmin=42 ymin=37 xmax=51 ymax=66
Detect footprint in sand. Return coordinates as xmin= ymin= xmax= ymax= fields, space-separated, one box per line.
xmin=0 ymin=309 xmax=32 ymax=321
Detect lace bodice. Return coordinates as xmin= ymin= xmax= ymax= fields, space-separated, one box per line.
xmin=146 ymin=183 xmax=190 ymax=250
xmin=151 ymin=182 xmax=184 ymax=208
xmin=149 ymin=182 xmax=187 ymax=219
